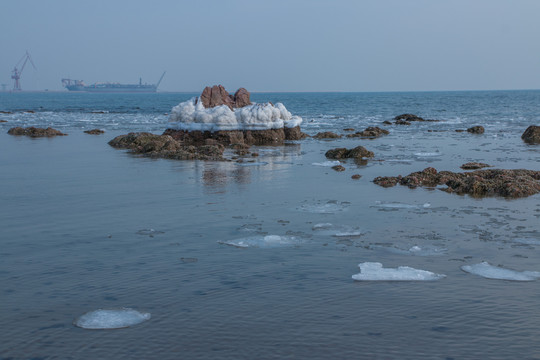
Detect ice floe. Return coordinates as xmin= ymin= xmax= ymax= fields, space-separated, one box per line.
xmin=312 ymin=223 xmax=363 ymax=237
xmin=312 ymin=160 xmax=342 ymax=167
xmin=169 ymin=98 xmax=302 ymax=131
xmin=414 ymin=152 xmax=442 ymax=157
xmin=219 ymin=235 xmax=302 ymax=248
xmin=74 ymin=308 xmax=151 ymax=329
xmin=512 ymin=238 xmax=540 ymax=246
xmin=373 ymin=201 xmax=430 ymax=209
xmin=461 ymin=262 xmax=540 ymax=281
xmin=352 ymin=262 xmax=446 ymax=281
xmin=370 ymin=244 xmax=447 ymax=256
xmin=297 ymin=201 xmax=350 ymax=214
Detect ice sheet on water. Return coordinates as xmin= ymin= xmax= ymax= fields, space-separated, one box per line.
xmin=74 ymin=308 xmax=151 ymax=329
xmin=371 ymin=244 xmax=447 ymax=256
xmin=312 ymin=223 xmax=363 ymax=237
xmin=461 ymin=262 xmax=540 ymax=281
xmin=136 ymin=228 xmax=164 ymax=236
xmin=352 ymin=262 xmax=446 ymax=281
xmin=512 ymin=238 xmax=540 ymax=245
xmin=219 ymin=235 xmax=302 ymax=248
xmin=312 ymin=160 xmax=341 ymax=167
xmin=374 ymin=201 xmax=431 ymax=210
xmin=414 ymin=152 xmax=442 ymax=157
xmin=236 ymin=161 xmax=268 ymax=167
xmin=297 ymin=201 xmax=350 ymax=214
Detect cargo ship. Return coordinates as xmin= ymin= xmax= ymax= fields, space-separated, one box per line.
xmin=62 ymin=72 xmax=165 ymax=93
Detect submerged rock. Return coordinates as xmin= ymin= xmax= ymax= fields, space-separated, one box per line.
xmin=8 ymin=126 xmax=67 ymax=137
xmin=521 ymin=125 xmax=540 ymax=144
xmin=460 ymin=162 xmax=491 ymax=170
xmin=390 ymin=114 xmax=439 ymax=125
xmin=346 ymin=126 xmax=389 ymax=138
xmin=84 ymin=129 xmax=105 ymax=135
xmin=325 ymin=146 xmax=374 ymax=160
xmin=313 ymin=131 xmax=342 ymax=139
xmin=467 ymin=126 xmax=485 ymax=134
xmin=373 ymin=167 xmax=540 ymax=198
xmin=332 ymin=165 xmax=346 ymax=172
xmin=108 ymin=132 xmax=225 ymax=160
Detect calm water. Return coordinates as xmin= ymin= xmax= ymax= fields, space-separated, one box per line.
xmin=1 ymin=91 xmax=540 ymax=359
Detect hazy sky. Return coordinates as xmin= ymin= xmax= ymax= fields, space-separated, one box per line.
xmin=1 ymin=0 xmax=539 ymax=92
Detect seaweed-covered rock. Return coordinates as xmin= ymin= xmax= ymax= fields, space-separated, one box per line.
xmin=460 ymin=162 xmax=491 ymax=170
xmin=325 ymin=146 xmax=374 ymax=160
xmin=108 ymin=132 xmax=225 ymax=161
xmin=346 ymin=126 xmax=389 ymax=138
xmin=8 ymin=126 xmax=67 ymax=137
xmin=373 ymin=167 xmax=540 ymax=198
xmin=313 ymin=131 xmax=342 ymax=139
xmin=467 ymin=126 xmax=485 ymax=134
xmin=521 ymin=125 xmax=540 ymax=144
xmin=84 ymin=129 xmax=105 ymax=135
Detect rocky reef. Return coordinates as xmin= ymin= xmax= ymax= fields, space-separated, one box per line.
xmin=522 ymin=125 xmax=540 ymax=144
xmin=8 ymin=127 xmax=67 ymax=137
xmin=460 ymin=162 xmax=491 ymax=170
xmin=325 ymin=146 xmax=374 ymax=160
xmin=373 ymin=167 xmax=540 ymax=198
xmin=84 ymin=129 xmax=105 ymax=135
xmin=313 ymin=131 xmax=342 ymax=139
xmin=346 ymin=126 xmax=389 ymax=138
xmin=390 ymin=114 xmax=440 ymax=125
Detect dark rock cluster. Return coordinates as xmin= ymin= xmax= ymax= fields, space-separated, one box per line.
xmin=346 ymin=126 xmax=389 ymax=138
xmin=313 ymin=131 xmax=342 ymax=139
xmin=325 ymin=146 xmax=374 ymax=160
xmin=199 ymin=85 xmax=251 ymax=110
xmin=373 ymin=167 xmax=540 ymax=198
xmin=522 ymin=125 xmax=540 ymax=144
xmin=390 ymin=114 xmax=440 ymax=125
xmin=84 ymin=129 xmax=105 ymax=135
xmin=8 ymin=127 xmax=67 ymax=137
xmin=460 ymin=162 xmax=491 ymax=170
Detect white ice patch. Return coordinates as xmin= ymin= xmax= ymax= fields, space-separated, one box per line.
xmin=169 ymin=97 xmax=302 ymax=131
xmin=374 ymin=201 xmax=431 ymax=209
xmin=312 ymin=223 xmax=363 ymax=237
xmin=414 ymin=152 xmax=442 ymax=157
xmin=371 ymin=244 xmax=447 ymax=256
xmin=352 ymin=262 xmax=446 ymax=281
xmin=312 ymin=160 xmax=341 ymax=167
xmin=74 ymin=308 xmax=151 ymax=329
xmin=297 ymin=201 xmax=349 ymax=214
xmin=513 ymin=238 xmax=540 ymax=246
xmin=461 ymin=262 xmax=540 ymax=281
xmin=219 ymin=235 xmax=302 ymax=248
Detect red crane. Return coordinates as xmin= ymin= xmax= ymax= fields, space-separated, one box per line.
xmin=11 ymin=51 xmax=36 ymax=91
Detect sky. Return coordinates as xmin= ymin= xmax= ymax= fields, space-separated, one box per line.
xmin=1 ymin=0 xmax=539 ymax=92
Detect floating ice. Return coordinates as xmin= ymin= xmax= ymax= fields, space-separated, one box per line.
xmin=312 ymin=223 xmax=363 ymax=237
xmin=414 ymin=152 xmax=442 ymax=157
xmin=461 ymin=262 xmax=540 ymax=281
xmin=312 ymin=160 xmax=342 ymax=167
xmin=136 ymin=228 xmax=164 ymax=236
xmin=219 ymin=235 xmax=302 ymax=248
xmin=374 ymin=201 xmax=430 ymax=209
xmin=371 ymin=244 xmax=447 ymax=256
xmin=512 ymin=238 xmax=540 ymax=245
xmin=352 ymin=262 xmax=446 ymax=281
xmin=236 ymin=161 xmax=268 ymax=167
xmin=168 ymin=98 xmax=302 ymax=131
xmin=74 ymin=308 xmax=151 ymax=329
xmin=297 ymin=201 xmax=349 ymax=214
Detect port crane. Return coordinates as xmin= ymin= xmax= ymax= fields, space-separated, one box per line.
xmin=11 ymin=51 xmax=36 ymax=91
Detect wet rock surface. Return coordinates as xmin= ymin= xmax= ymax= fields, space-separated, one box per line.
xmin=390 ymin=114 xmax=440 ymax=125
xmin=7 ymin=126 xmax=67 ymax=137
xmin=467 ymin=126 xmax=485 ymax=134
xmin=108 ymin=132 xmax=225 ymax=161
xmin=84 ymin=129 xmax=105 ymax=135
xmin=199 ymin=85 xmax=252 ymax=110
xmin=313 ymin=131 xmax=342 ymax=139
xmin=521 ymin=125 xmax=540 ymax=144
xmin=325 ymin=146 xmax=374 ymax=160
xmin=373 ymin=167 xmax=540 ymax=198
xmin=332 ymin=165 xmax=346 ymax=172
xmin=460 ymin=162 xmax=491 ymax=170
xmin=346 ymin=126 xmax=389 ymax=138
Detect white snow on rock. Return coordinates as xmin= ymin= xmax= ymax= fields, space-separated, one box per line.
xmin=352 ymin=262 xmax=446 ymax=281
xmin=169 ymin=98 xmax=302 ymax=131
xmin=461 ymin=262 xmax=540 ymax=281
xmin=74 ymin=308 xmax=151 ymax=329
xmin=219 ymin=235 xmax=302 ymax=248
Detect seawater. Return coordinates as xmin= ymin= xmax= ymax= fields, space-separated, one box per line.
xmin=1 ymin=91 xmax=540 ymax=359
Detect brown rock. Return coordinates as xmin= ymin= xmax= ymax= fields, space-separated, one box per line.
xmin=460 ymin=162 xmax=491 ymax=170
xmin=467 ymin=126 xmax=485 ymax=134
xmin=200 ymin=85 xmax=235 ymax=110
xmin=325 ymin=146 xmax=374 ymax=160
xmin=332 ymin=165 xmax=346 ymax=172
xmin=521 ymin=125 xmax=540 ymax=144
xmin=7 ymin=126 xmax=67 ymax=137
xmin=0 ymin=120 xmax=7 ymax=123
xmin=351 ymin=174 xmax=362 ymax=180
xmin=395 ymin=114 xmax=425 ymax=122
xmin=233 ymin=88 xmax=251 ymax=108
xmin=346 ymin=126 xmax=389 ymax=138
xmin=373 ymin=167 xmax=540 ymax=198
xmin=84 ymin=129 xmax=105 ymax=135
xmin=343 ymin=128 xmax=355 ymax=131
xmin=284 ymin=126 xmax=309 ymax=140
xmin=313 ymin=131 xmax=342 ymax=139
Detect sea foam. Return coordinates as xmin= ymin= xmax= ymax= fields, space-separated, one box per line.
xmin=169 ymin=98 xmax=302 ymax=131
xmin=461 ymin=262 xmax=540 ymax=281
xmin=219 ymin=235 xmax=302 ymax=248
xmin=352 ymin=262 xmax=446 ymax=281
xmin=74 ymin=308 xmax=151 ymax=329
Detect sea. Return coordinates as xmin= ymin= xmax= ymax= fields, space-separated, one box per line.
xmin=1 ymin=90 xmax=540 ymax=359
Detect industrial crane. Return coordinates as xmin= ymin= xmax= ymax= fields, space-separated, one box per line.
xmin=11 ymin=51 xmax=36 ymax=91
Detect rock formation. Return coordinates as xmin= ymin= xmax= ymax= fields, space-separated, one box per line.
xmin=390 ymin=114 xmax=440 ymax=125
xmin=313 ymin=132 xmax=342 ymax=139
xmin=373 ymin=167 xmax=540 ymax=198
xmin=460 ymin=162 xmax=491 ymax=170
xmin=199 ymin=85 xmax=252 ymax=110
xmin=467 ymin=126 xmax=485 ymax=134
xmin=346 ymin=126 xmax=389 ymax=138
xmin=325 ymin=146 xmax=374 ymax=160
xmin=84 ymin=129 xmax=105 ymax=135
xmin=521 ymin=125 xmax=540 ymax=144
xmin=8 ymin=127 xmax=67 ymax=137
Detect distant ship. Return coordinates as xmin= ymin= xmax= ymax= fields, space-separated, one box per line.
xmin=62 ymin=72 xmax=165 ymax=93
